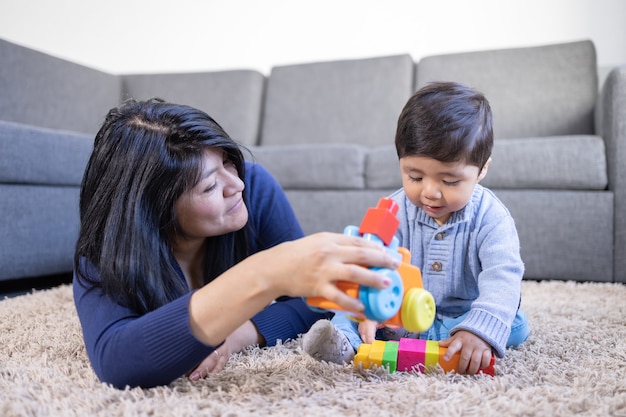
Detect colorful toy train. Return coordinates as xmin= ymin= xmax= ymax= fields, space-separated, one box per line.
xmin=354 ymin=338 xmax=496 ymax=376
xmin=306 ymin=197 xmax=436 ymax=333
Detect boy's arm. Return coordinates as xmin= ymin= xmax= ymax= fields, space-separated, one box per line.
xmin=453 ymin=210 xmax=524 ymax=357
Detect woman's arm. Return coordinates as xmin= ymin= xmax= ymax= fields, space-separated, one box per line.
xmin=188 ymin=232 xmax=399 ymax=346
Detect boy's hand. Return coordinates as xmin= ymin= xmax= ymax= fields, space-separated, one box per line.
xmin=357 ymin=319 xmax=382 ymax=344
xmin=439 ymin=330 xmax=493 ymax=374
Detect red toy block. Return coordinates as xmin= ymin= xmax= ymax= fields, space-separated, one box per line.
xmin=358 ymin=197 xmax=400 ymax=246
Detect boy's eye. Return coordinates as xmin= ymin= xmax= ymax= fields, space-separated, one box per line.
xmin=443 ymin=180 xmax=460 ymax=186
xmin=408 ymin=176 xmax=422 ymax=182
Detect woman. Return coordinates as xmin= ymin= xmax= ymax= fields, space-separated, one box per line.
xmin=73 ymin=98 xmax=398 ymax=389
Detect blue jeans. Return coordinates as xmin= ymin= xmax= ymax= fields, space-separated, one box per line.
xmin=332 ymin=308 xmax=530 ymax=351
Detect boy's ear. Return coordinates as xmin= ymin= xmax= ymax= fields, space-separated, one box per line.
xmin=477 ymin=157 xmax=492 ymax=182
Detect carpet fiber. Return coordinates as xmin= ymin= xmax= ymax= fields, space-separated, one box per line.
xmin=1 ymin=280 xmax=625 ymax=416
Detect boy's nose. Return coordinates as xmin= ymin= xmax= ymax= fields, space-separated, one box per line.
xmin=422 ymin=181 xmax=442 ymax=200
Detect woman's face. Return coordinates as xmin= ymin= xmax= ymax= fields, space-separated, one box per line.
xmin=174 ymin=149 xmax=248 ymax=240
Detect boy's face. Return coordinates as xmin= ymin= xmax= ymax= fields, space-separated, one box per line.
xmin=399 ymin=155 xmax=489 ymax=226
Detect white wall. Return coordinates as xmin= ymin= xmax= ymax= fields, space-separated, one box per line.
xmin=0 ymin=0 xmax=625 ymax=75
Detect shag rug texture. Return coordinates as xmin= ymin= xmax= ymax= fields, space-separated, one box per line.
xmin=1 ymin=280 xmax=625 ymax=417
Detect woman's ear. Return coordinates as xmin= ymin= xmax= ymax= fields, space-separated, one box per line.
xmin=477 ymin=157 xmax=492 ymax=182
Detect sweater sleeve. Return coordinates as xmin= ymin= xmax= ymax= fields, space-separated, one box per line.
xmin=73 ymin=267 xmax=215 ymax=389
xmin=450 ymin=190 xmax=524 ymax=358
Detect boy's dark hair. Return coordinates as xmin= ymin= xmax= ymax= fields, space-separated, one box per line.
xmin=395 ymin=81 xmax=493 ymax=169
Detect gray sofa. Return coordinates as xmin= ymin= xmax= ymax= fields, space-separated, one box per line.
xmin=1 ymin=38 xmax=624 ymax=285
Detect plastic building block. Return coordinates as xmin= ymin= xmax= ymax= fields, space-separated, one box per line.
xmin=354 ymin=343 xmax=372 ymax=369
xmin=355 ymin=338 xmax=495 ymax=376
xmin=369 ymin=340 xmax=386 ymax=368
xmin=382 ymin=341 xmax=399 ymax=373
xmin=358 ymin=197 xmax=400 ymax=246
xmin=306 ymin=198 xmax=436 ymax=333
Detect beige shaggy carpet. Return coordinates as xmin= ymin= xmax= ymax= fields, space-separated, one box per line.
xmin=1 ymin=280 xmax=625 ymax=417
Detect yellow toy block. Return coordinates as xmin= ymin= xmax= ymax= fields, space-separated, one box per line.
xmin=424 ymin=340 xmax=440 ymax=370
xmin=355 ymin=343 xmax=372 ymax=369
xmin=369 ymin=340 xmax=386 ymax=367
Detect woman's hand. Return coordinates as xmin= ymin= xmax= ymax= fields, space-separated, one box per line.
xmin=267 ymin=232 xmax=402 ymax=313
xmin=439 ymin=330 xmax=493 ymax=374
xmin=188 ymin=341 xmax=230 ymax=381
xmin=188 ymin=320 xmax=262 ymax=381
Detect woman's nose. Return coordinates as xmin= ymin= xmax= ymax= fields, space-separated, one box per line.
xmin=222 ymin=168 xmax=245 ymax=196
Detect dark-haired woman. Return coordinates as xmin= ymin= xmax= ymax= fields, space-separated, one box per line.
xmin=73 ymin=99 xmax=398 ymax=388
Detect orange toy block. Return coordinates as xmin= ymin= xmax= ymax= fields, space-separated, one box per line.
xmin=306 ymin=281 xmax=361 ymax=316
xmin=438 ymin=345 xmax=460 ymax=373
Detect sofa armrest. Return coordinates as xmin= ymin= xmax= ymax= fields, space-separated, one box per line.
xmin=596 ymin=65 xmax=626 ymax=282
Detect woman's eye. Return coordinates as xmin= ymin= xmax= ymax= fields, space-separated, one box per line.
xmin=204 ymin=183 xmax=217 ymax=193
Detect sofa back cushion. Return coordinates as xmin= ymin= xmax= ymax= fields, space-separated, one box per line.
xmin=261 ymin=54 xmax=414 ymax=147
xmin=0 ymin=121 xmax=93 ymax=186
xmin=247 ymin=144 xmax=367 ymax=189
xmin=0 ymin=39 xmax=121 ymax=135
xmin=364 ymin=134 xmax=608 ymax=191
xmin=416 ymin=40 xmax=598 ymax=139
xmin=122 ymin=70 xmax=265 ymax=147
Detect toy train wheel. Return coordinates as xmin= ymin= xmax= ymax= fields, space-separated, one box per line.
xmin=401 ymin=288 xmax=436 ymax=333
xmin=358 ymin=269 xmax=403 ymax=322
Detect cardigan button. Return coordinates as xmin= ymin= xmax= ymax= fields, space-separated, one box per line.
xmin=435 ymin=232 xmax=445 ymax=240
xmin=431 ymin=262 xmax=442 ymax=272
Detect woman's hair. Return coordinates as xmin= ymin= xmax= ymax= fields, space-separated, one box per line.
xmin=395 ymin=81 xmax=493 ymax=169
xmin=74 ymin=98 xmax=251 ymax=314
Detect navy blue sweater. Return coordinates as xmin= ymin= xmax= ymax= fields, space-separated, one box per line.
xmin=73 ymin=162 xmax=330 ymax=388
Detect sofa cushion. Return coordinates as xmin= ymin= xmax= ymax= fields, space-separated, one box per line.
xmin=0 ymin=39 xmax=120 ymax=135
xmin=261 ymin=54 xmax=414 ymax=147
xmin=416 ymin=40 xmax=598 ymax=139
xmin=363 ymin=135 xmax=607 ymax=191
xmin=483 ymin=135 xmax=607 ymax=190
xmin=365 ymin=146 xmax=401 ymax=189
xmin=122 ymin=70 xmax=265 ymax=147
xmin=0 ymin=121 xmax=93 ymax=186
xmin=247 ymin=144 xmax=366 ymax=189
